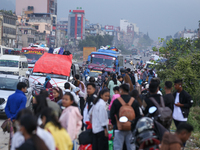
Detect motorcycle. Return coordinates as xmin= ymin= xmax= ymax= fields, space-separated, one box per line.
xmin=119 ymin=107 xmax=168 ymax=150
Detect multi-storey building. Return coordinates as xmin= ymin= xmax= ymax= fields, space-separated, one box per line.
xmin=0 ymin=12 xmax=17 ymax=48
xmin=68 ymin=10 xmax=85 ymax=40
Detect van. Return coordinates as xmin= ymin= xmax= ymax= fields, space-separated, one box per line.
xmin=0 ymin=45 xmax=14 ymax=56
xmin=0 ymin=55 xmax=28 ymax=77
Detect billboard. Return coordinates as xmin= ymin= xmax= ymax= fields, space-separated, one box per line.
xmin=105 ymin=25 xmax=114 ymax=30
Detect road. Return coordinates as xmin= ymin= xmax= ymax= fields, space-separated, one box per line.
xmin=0 ymin=119 xmax=9 ymax=150
xmin=124 ymin=54 xmax=151 ymax=69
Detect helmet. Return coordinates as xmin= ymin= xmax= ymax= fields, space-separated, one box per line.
xmin=136 ymin=117 xmax=154 ymax=134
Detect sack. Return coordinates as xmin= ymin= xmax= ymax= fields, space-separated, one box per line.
xmin=78 ymin=129 xmax=93 ymax=145
xmin=115 ymin=97 xmax=135 ymax=131
xmin=1 ymin=119 xmax=13 ymax=133
xmin=63 ymin=51 xmax=71 ymax=55
xmin=149 ymin=97 xmax=172 ymax=129
xmin=78 ymin=144 xmax=92 ymax=150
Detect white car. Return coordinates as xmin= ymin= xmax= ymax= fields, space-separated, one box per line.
xmin=134 ymin=55 xmax=140 ymax=60
xmin=0 ymin=74 xmax=33 ymax=114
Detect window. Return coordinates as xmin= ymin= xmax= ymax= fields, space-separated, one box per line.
xmin=22 ymin=62 xmax=28 ymax=68
xmin=35 ymin=25 xmax=39 ymax=30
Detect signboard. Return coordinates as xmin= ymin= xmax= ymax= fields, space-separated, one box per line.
xmin=105 ymin=25 xmax=114 ymax=30
xmin=92 ymin=54 xmax=114 ymax=60
xmin=23 ymin=50 xmax=43 ymax=55
xmin=83 ymin=47 xmax=96 ymax=62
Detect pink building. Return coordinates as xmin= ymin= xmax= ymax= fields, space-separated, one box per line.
xmin=16 ymin=0 xmax=57 ymax=16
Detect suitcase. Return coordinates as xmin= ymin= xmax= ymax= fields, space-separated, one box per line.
xmin=78 ymin=144 xmax=92 ymax=150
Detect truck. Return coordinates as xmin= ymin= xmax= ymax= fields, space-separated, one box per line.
xmin=83 ymin=47 xmax=96 ymax=62
xmin=87 ymin=48 xmax=123 ymax=73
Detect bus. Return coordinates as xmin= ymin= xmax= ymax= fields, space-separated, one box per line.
xmin=22 ymin=47 xmax=48 ymax=70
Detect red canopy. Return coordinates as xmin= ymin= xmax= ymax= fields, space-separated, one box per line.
xmin=33 ymin=53 xmax=73 ymax=76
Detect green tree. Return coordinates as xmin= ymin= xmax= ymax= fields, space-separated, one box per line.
xmin=78 ymin=35 xmax=114 ymax=51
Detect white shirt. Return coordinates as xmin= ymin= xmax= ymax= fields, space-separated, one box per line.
xmin=91 ymin=99 xmax=108 ymax=134
xmin=83 ymin=103 xmax=90 ymax=124
xmin=173 ymin=93 xmax=187 ymax=121
xmin=37 ymin=127 xmax=55 ymax=150
xmin=157 ymin=90 xmax=162 ymax=95
xmin=11 ymin=131 xmax=24 ymax=150
xmin=134 ymin=73 xmax=138 ymax=82
xmin=11 ymin=127 xmax=55 ymax=150
xmin=64 ymin=89 xmax=80 ymax=105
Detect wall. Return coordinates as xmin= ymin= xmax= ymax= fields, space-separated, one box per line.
xmin=0 ymin=17 xmax=2 ymax=45
xmin=16 ymin=0 xmax=48 ymax=16
xmin=28 ymin=22 xmax=51 ymax=34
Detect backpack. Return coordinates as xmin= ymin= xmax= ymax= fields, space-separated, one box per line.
xmin=149 ymin=97 xmax=172 ymax=129
xmin=115 ymin=97 xmax=135 ymax=131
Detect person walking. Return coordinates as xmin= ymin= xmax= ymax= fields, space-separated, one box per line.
xmin=173 ymin=79 xmax=193 ymax=128
xmin=109 ymin=86 xmax=120 ymax=110
xmin=142 ymin=69 xmax=148 ymax=82
xmin=160 ymin=123 xmax=193 ymax=150
xmin=41 ymin=108 xmax=73 ymax=150
xmin=59 ymin=92 xmax=82 ymax=145
xmin=74 ymin=74 xmax=87 ymax=130
xmin=5 ymin=82 xmax=27 ymax=121
xmin=11 ymin=109 xmax=55 ymax=150
xmin=91 ymin=89 xmax=110 ymax=150
xmin=108 ymin=74 xmax=121 ymax=98
xmin=127 ymin=68 xmax=135 ymax=89
xmin=120 ymin=68 xmax=134 ymax=92
xmin=148 ymin=69 xmax=154 ymax=84
xmin=110 ymin=84 xmax=141 ymax=150
xmin=43 ymin=75 xmax=52 ymax=89
xmin=163 ymin=81 xmax=174 ymax=111
xmin=17 ymin=114 xmax=49 ymax=150
xmin=52 ymin=87 xmax=63 ymax=103
xmin=83 ymin=83 xmax=97 ymax=129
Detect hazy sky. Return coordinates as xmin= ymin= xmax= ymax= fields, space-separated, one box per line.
xmin=58 ymin=0 xmax=200 ymax=40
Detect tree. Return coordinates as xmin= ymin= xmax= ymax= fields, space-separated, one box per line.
xmin=153 ymin=38 xmax=200 ymax=105
xmin=78 ymin=34 xmax=114 ymax=51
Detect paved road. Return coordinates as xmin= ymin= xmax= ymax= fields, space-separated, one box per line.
xmin=0 ymin=119 xmax=9 ymax=150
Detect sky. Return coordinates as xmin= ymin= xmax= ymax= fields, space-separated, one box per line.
xmin=58 ymin=0 xmax=200 ymax=40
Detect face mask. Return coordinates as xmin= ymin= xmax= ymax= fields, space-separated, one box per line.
xmin=122 ymin=74 xmax=126 ymax=78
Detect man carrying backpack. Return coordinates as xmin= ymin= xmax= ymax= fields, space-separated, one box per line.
xmin=143 ymin=82 xmax=172 ymax=129
xmin=110 ymin=84 xmax=141 ymax=150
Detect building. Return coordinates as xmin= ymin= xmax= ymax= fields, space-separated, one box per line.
xmin=56 ymin=29 xmax=66 ymax=47
xmin=120 ymin=19 xmax=139 ymax=34
xmin=16 ymin=0 xmax=57 ymax=16
xmin=0 ymin=12 xmax=17 ymax=48
xmin=18 ymin=25 xmax=36 ymax=47
xmin=28 ymin=13 xmax=57 ymax=47
xmin=68 ymin=10 xmax=85 ymax=40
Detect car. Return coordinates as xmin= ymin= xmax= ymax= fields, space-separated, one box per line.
xmin=134 ymin=55 xmax=140 ymax=60
xmin=0 ymin=74 xmax=33 ymax=115
xmin=85 ymin=70 xmax=102 ymax=86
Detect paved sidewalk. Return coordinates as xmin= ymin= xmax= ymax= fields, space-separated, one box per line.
xmin=0 ymin=120 xmax=9 ymax=150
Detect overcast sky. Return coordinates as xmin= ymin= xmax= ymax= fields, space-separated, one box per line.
xmin=58 ymin=0 xmax=200 ymax=40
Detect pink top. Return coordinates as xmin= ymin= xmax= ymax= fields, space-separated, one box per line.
xmin=59 ymin=106 xmax=82 ymax=141
xmin=109 ymin=94 xmax=120 ymax=110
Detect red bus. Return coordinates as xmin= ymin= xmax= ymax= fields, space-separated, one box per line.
xmin=22 ymin=47 xmax=48 ymax=69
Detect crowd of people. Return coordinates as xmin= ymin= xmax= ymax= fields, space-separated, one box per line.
xmin=3 ymin=66 xmax=194 ymax=150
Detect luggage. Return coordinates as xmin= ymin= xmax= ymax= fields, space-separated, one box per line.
xmin=78 ymin=144 xmax=92 ymax=150
xmin=115 ymin=97 xmax=135 ymax=131
xmin=78 ymin=129 xmax=93 ymax=145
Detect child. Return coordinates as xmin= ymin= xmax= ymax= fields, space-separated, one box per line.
xmin=41 ymin=108 xmax=73 ymax=150
xmin=59 ymin=92 xmax=82 ymax=148
xmin=91 ymin=89 xmax=109 ymax=150
xmin=109 ymin=86 xmax=120 ymax=110
xmin=52 ymin=87 xmax=63 ymax=103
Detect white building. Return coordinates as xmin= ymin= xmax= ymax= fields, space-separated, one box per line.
xmin=120 ymin=19 xmax=139 ymax=34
